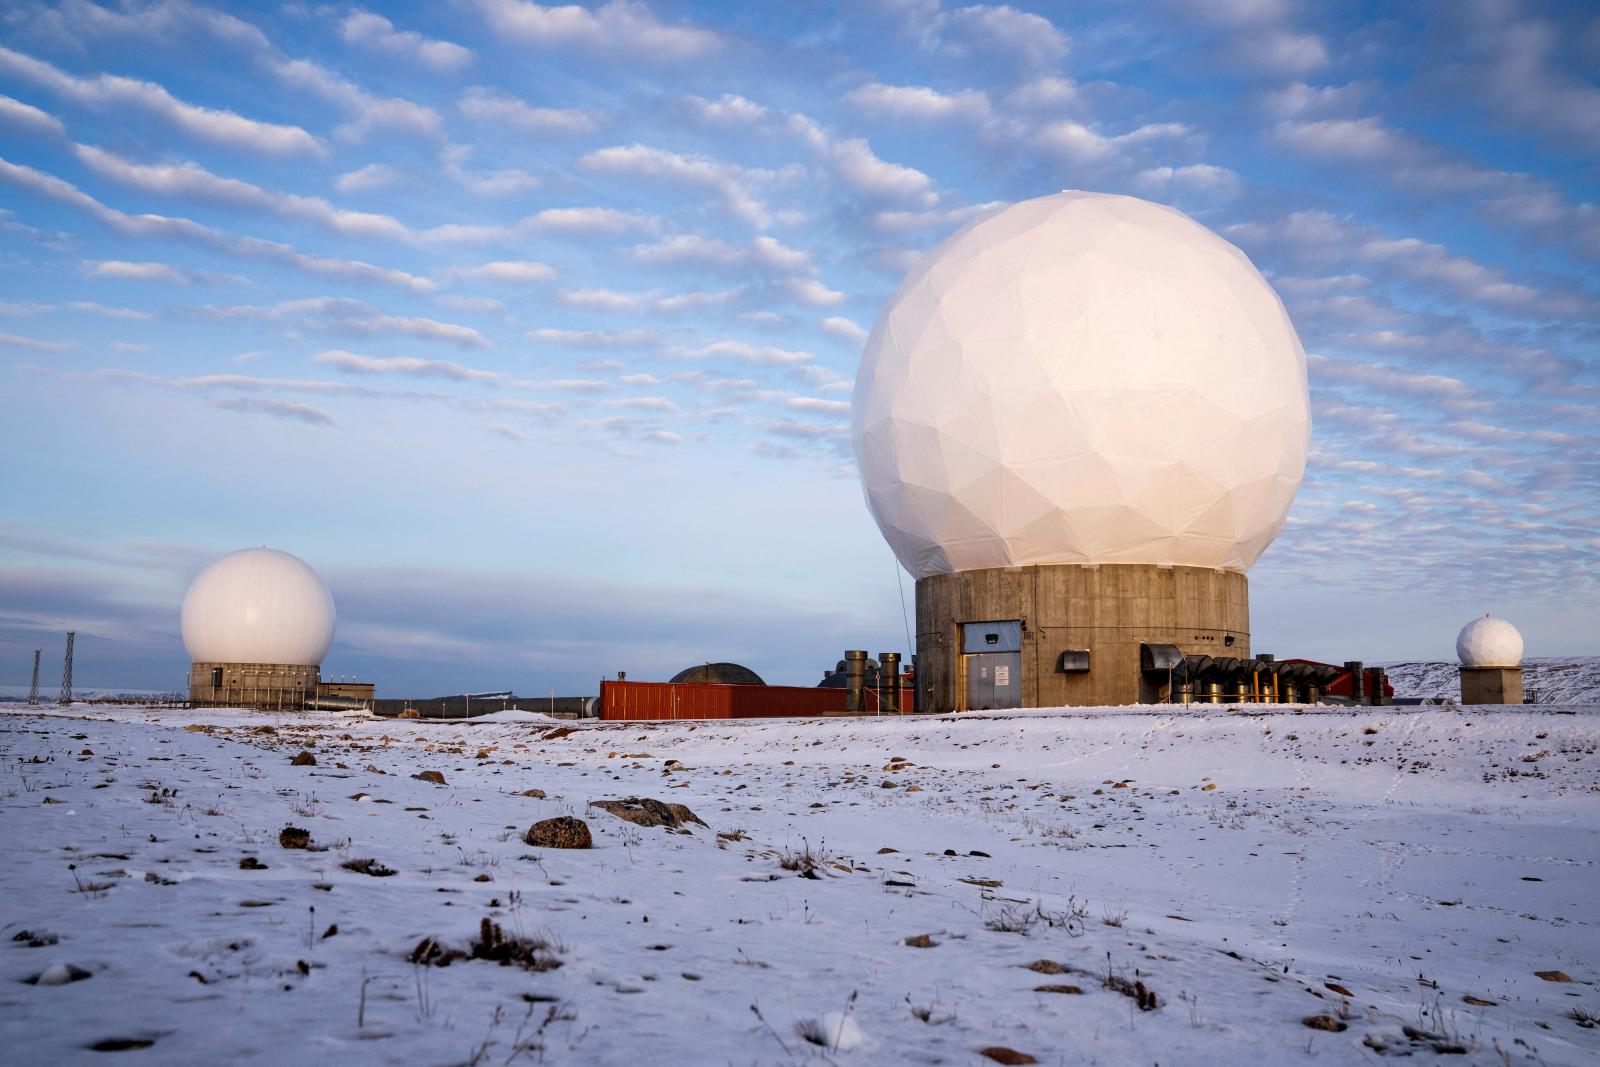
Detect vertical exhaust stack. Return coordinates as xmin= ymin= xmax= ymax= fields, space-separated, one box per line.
xmin=879 ymin=652 xmax=902 ymax=714
xmin=1345 ymin=661 xmax=1364 ymax=704
xmin=844 ymin=650 xmax=869 ymax=714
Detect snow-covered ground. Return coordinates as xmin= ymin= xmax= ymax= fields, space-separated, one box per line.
xmin=3 ymin=700 xmax=1597 ymax=1065
xmin=1384 ymin=658 xmax=1600 ymax=705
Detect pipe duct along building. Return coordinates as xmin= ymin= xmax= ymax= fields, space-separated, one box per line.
xmin=181 ymin=547 xmax=350 ymax=709
xmin=853 ymin=191 xmax=1310 ymax=710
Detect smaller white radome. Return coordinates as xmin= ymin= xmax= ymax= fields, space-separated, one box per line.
xmin=180 ymin=548 xmax=335 ymax=667
xmin=1455 ymin=614 xmax=1523 ymax=668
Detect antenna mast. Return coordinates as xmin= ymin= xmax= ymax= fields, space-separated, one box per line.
xmin=58 ymin=631 xmax=74 ymax=705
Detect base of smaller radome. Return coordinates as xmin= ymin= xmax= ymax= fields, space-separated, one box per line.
xmin=1460 ymin=666 xmax=1523 ymax=705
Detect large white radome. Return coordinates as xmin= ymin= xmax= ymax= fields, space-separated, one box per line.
xmin=853 ymin=190 xmax=1310 ymax=579
xmin=181 ymin=548 xmax=335 ymax=666
xmin=1456 ymin=614 xmax=1523 ymax=668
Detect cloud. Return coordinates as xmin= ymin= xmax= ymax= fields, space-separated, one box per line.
xmin=203 ymin=297 xmax=490 ymax=348
xmin=1306 ymin=354 xmax=1480 ymax=409
xmin=0 ymin=155 xmax=432 ymax=292
xmin=419 ymin=206 xmax=656 ymax=244
xmin=0 ymin=93 xmax=64 ymax=137
xmin=1160 ymin=0 xmax=1327 ymax=76
xmin=527 ymin=328 xmax=662 ymax=348
xmin=530 ymin=206 xmax=654 ymax=235
xmin=692 ymin=340 xmax=813 ymax=366
xmin=72 ymin=143 xmax=411 ymax=240
xmin=789 ymin=115 xmax=937 ymax=208
xmin=208 ymin=396 xmax=335 ymax=425
xmin=843 ymin=83 xmax=990 ymax=123
xmin=0 ymin=331 xmax=70 ymax=351
xmin=0 ymin=44 xmax=322 ymax=156
xmin=458 ymin=87 xmax=598 ymax=133
xmin=764 ymin=417 xmax=848 ymax=441
xmin=1005 ymin=77 xmax=1080 ymax=113
xmin=1258 ymin=80 xmax=1372 ymax=119
xmin=1273 ymin=117 xmax=1492 ymax=195
xmin=1135 ymin=163 xmax=1242 ymax=200
xmin=890 ymin=2 xmax=1067 ymax=71
xmin=438 ymin=144 xmax=541 ymax=198
xmin=1358 ymin=237 xmax=1599 ymax=321
xmin=341 ymin=11 xmax=473 ymax=74
xmin=555 ymin=285 xmax=742 ymax=314
xmin=1271 ymin=115 xmax=1600 ymax=262
xmin=868 ymin=202 xmax=1005 ymax=235
xmin=0 ymin=300 xmax=150 ymax=320
xmin=335 ymin=163 xmax=397 ymax=194
xmin=22 ymin=2 xmax=445 ymax=144
xmin=580 ymin=144 xmax=770 ymax=227
xmin=558 ymin=287 xmax=646 ymax=312
xmin=1448 ymin=8 xmax=1600 ymax=158
xmin=629 ymin=233 xmax=817 ymax=279
xmin=313 ymin=350 xmax=498 ymax=382
xmin=820 ymin=316 xmax=868 ymax=345
xmin=1225 ymin=210 xmax=1599 ymax=323
xmin=780 ymin=278 xmax=845 ymax=308
xmin=87 ymin=259 xmax=207 ymax=284
xmin=471 ymin=0 xmax=723 ymax=62
xmin=685 ymin=93 xmax=766 ymax=125
xmin=1037 ymin=120 xmax=1197 ymax=167
xmin=607 ymin=395 xmax=678 ymax=412
xmin=485 ymin=422 xmax=527 ymax=441
xmin=268 ymin=57 xmax=440 ymax=143
xmin=785 ymin=396 xmax=850 ymax=415
xmin=457 ymin=260 xmax=558 ymax=284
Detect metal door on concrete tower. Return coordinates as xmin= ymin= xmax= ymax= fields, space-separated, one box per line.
xmin=962 ymin=620 xmax=1022 ymax=710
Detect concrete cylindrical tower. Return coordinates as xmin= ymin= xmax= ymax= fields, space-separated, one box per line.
xmin=854 ymin=191 xmax=1309 ymax=710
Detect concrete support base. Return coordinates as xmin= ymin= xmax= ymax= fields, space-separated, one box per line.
xmin=189 ymin=662 xmax=320 ymax=710
xmin=915 ymin=563 xmax=1249 ymax=712
xmin=1460 ymin=666 xmax=1523 ymax=705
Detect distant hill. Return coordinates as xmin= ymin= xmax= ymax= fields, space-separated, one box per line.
xmin=1381 ymin=657 xmax=1600 ymax=705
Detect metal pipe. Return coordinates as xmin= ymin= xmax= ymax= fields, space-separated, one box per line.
xmin=1369 ymin=666 xmax=1386 ymax=706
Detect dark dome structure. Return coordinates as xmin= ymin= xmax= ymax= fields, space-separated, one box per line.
xmin=670 ymin=662 xmax=766 ymax=686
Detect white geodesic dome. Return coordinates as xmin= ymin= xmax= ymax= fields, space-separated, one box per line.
xmin=1456 ymin=614 xmax=1523 ymax=668
xmin=853 ymin=190 xmax=1310 ymax=580
xmin=181 ymin=548 xmax=335 ymax=666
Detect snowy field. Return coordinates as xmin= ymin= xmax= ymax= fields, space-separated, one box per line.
xmin=2 ymin=701 xmax=1597 ymax=1066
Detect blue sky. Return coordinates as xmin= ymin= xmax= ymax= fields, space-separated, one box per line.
xmin=1 ymin=0 xmax=1596 ymax=696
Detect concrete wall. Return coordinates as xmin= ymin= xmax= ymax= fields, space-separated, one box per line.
xmin=916 ymin=563 xmax=1249 ymax=711
xmin=1460 ymin=666 xmax=1524 ymax=705
xmin=189 ymin=662 xmax=320 ymax=709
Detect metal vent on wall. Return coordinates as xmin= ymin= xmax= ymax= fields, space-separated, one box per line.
xmin=1057 ymin=650 xmax=1090 ymax=673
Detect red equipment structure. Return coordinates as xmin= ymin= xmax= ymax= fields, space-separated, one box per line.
xmin=599 ymin=679 xmax=916 ymax=721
